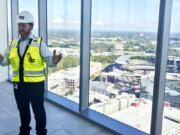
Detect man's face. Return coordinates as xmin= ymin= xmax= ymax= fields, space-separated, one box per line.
xmin=18 ymin=23 xmax=33 ymax=38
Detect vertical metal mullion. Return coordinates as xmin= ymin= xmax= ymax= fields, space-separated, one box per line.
xmin=38 ymin=0 xmax=48 ymax=91
xmin=79 ymin=0 xmax=92 ymax=111
xmin=150 ymin=0 xmax=173 ymax=135
xmin=38 ymin=0 xmax=47 ymax=43
xmin=11 ymin=0 xmax=18 ymax=39
xmin=7 ymin=0 xmax=10 ymax=80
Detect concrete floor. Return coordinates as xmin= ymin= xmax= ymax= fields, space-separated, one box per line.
xmin=0 ymin=81 xmax=115 ymax=135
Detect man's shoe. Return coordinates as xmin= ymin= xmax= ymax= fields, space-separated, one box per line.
xmin=36 ymin=129 xmax=47 ymax=135
xmin=18 ymin=126 xmax=32 ymax=135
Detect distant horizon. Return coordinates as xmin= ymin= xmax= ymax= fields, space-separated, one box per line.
xmin=47 ymin=29 xmax=180 ymax=34
xmin=7 ymin=28 xmax=180 ymax=36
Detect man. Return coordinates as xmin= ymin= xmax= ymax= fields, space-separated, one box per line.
xmin=0 ymin=11 xmax=62 ymax=135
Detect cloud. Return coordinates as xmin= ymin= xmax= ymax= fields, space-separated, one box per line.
xmin=51 ymin=17 xmax=64 ymax=24
xmin=92 ymin=21 xmax=103 ymax=25
xmin=175 ymin=14 xmax=180 ymax=18
xmin=52 ymin=17 xmax=103 ymax=26
xmin=174 ymin=2 xmax=180 ymax=7
xmin=51 ymin=16 xmax=80 ymax=25
xmin=73 ymin=20 xmax=80 ymax=24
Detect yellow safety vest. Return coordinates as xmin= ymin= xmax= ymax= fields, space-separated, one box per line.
xmin=9 ymin=37 xmax=46 ymax=82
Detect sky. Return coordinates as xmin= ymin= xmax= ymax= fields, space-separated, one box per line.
xmin=17 ymin=0 xmax=180 ymax=32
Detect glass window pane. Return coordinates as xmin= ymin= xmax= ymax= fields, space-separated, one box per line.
xmin=162 ymin=0 xmax=180 ymax=134
xmin=47 ymin=0 xmax=81 ymax=103
xmin=89 ymin=0 xmax=160 ymax=134
xmin=7 ymin=0 xmax=11 ymax=43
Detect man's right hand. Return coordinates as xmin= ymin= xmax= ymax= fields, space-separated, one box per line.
xmin=0 ymin=53 xmax=4 ymax=62
xmin=52 ymin=50 xmax=62 ymax=64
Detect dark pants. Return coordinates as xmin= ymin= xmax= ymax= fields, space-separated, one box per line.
xmin=13 ymin=81 xmax=47 ymax=135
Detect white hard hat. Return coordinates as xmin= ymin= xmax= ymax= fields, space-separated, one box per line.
xmin=16 ymin=11 xmax=34 ymax=23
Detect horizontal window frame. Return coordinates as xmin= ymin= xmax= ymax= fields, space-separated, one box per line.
xmin=45 ymin=91 xmax=148 ymax=135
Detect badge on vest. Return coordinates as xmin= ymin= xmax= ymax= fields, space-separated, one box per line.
xmin=27 ymin=53 xmax=35 ymax=63
xmin=14 ymin=83 xmax=18 ymax=90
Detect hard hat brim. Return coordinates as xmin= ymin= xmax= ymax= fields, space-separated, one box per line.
xmin=16 ymin=19 xmax=34 ymax=23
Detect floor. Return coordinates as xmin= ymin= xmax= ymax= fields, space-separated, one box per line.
xmin=0 ymin=81 xmax=115 ymax=135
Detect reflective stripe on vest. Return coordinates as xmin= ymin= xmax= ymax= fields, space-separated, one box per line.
xmin=13 ymin=71 xmax=19 ymax=75
xmin=13 ymin=70 xmax=45 ymax=75
xmin=9 ymin=37 xmax=46 ymax=82
xmin=24 ymin=70 xmax=45 ymax=75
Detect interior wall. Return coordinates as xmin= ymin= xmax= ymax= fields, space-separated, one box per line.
xmin=0 ymin=0 xmax=8 ymax=82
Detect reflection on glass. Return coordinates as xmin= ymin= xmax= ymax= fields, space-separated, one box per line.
xmin=47 ymin=0 xmax=80 ymax=103
xmin=162 ymin=0 xmax=180 ymax=134
xmin=89 ymin=0 xmax=160 ymax=134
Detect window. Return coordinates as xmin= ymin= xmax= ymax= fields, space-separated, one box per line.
xmin=47 ymin=0 xmax=81 ymax=103
xmin=162 ymin=0 xmax=180 ymax=134
xmin=89 ymin=0 xmax=160 ymax=133
xmin=7 ymin=0 xmax=12 ymax=43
